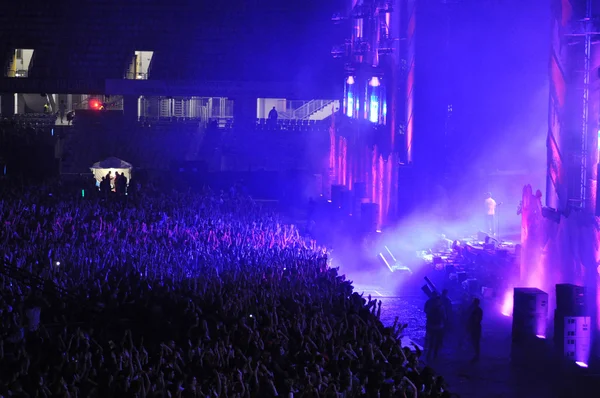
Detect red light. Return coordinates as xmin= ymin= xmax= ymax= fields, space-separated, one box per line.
xmin=90 ymin=100 xmax=99 ymax=109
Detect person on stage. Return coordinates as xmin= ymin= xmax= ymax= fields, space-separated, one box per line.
xmin=484 ymin=192 xmax=497 ymax=236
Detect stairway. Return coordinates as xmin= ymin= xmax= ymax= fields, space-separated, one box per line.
xmin=310 ymin=101 xmax=339 ymax=121
xmin=292 ymin=100 xmax=337 ymax=120
xmin=173 ymin=99 xmax=185 ymax=118
xmin=159 ymin=99 xmax=171 ymax=117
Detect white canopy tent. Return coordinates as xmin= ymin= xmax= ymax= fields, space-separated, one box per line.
xmin=90 ymin=157 xmax=132 ymax=186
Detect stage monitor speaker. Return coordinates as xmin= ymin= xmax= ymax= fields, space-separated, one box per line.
xmin=513 ymin=288 xmax=548 ymax=316
xmin=512 ymin=312 xmax=547 ymax=342
xmin=596 ymin=162 xmax=600 ymax=216
xmin=512 ymin=288 xmax=548 ymax=342
xmin=340 ymin=189 xmax=353 ymax=212
xmin=353 ymin=182 xmax=367 ymax=199
xmin=360 ymin=203 xmax=379 ymax=232
xmin=554 ymin=311 xmax=592 ymax=364
xmin=331 ymin=185 xmax=345 ymax=205
xmin=556 ymin=284 xmax=587 ymax=316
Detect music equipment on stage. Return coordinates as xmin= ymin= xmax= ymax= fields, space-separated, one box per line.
xmin=554 ymin=284 xmax=590 ymax=365
xmin=512 ymin=288 xmax=548 ymax=342
xmin=554 ymin=313 xmax=591 ymax=364
xmin=331 ymin=185 xmax=345 ymax=206
xmin=360 ymin=203 xmax=379 ymax=233
xmin=597 ymin=163 xmax=600 ymax=216
xmin=477 ymin=231 xmax=489 ymax=241
xmin=555 ymin=284 xmax=587 ymax=316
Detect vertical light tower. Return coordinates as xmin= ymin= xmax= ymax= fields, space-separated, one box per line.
xmin=545 ymin=0 xmax=600 ymax=364
xmin=333 ymin=0 xmax=403 ymax=226
xmin=547 ymin=0 xmax=600 ymax=213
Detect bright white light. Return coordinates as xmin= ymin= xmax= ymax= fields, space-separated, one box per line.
xmin=379 ymin=253 xmax=394 ymax=272
xmin=576 ymin=361 xmax=588 ymax=368
xmin=536 ymin=334 xmax=546 ymax=339
xmin=384 ymin=246 xmax=397 ymax=262
xmin=369 ymin=96 xmax=379 ymax=123
xmin=347 ymin=94 xmax=354 ymax=117
xmin=346 ymin=76 xmax=355 ymax=85
xmin=369 ymin=76 xmax=380 ymax=87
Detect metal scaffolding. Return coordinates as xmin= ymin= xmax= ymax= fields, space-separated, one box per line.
xmin=549 ymin=0 xmax=600 ymax=212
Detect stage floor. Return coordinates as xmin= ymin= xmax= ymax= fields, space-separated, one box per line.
xmin=352 ymin=283 xmax=599 ymax=398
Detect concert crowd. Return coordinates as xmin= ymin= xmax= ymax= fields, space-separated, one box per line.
xmin=0 ymin=182 xmax=452 ymax=397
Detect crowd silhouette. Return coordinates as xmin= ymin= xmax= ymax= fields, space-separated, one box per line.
xmin=0 ymin=181 xmax=453 ymax=397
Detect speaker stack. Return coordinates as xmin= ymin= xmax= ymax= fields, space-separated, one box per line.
xmin=511 ymin=288 xmax=549 ymax=363
xmin=340 ymin=189 xmax=353 ymax=213
xmin=352 ymin=182 xmax=368 ymax=216
xmin=360 ymin=203 xmax=379 ymax=233
xmin=554 ymin=284 xmax=590 ymax=365
xmin=331 ymin=185 xmax=345 ymax=207
xmin=512 ymin=288 xmax=549 ymax=341
xmin=353 ymin=182 xmax=367 ymax=199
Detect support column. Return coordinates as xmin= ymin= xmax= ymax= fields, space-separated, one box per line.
xmin=0 ymin=93 xmax=15 ymax=116
xmin=123 ymin=95 xmax=138 ymax=124
xmin=233 ymin=96 xmax=257 ymax=128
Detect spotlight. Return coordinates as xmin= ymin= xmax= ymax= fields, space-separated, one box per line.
xmin=369 ymin=76 xmax=381 ymax=87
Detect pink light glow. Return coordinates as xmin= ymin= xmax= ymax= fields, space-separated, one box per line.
xmin=348 ymin=141 xmax=353 ymax=191
xmin=341 ymin=138 xmax=347 ymax=187
xmin=329 ymin=113 xmax=336 ymax=190
xmin=337 ymin=136 xmax=343 ymax=185
xmin=406 ymin=64 xmax=414 ymax=163
xmin=536 ymin=334 xmax=546 ymax=339
xmin=501 ymin=290 xmax=513 ymax=316
xmin=371 ymin=147 xmax=377 ymax=202
xmin=597 ymin=264 xmax=600 ymax=330
xmin=576 ymin=361 xmax=588 ymax=368
xmin=364 ymin=147 xmax=370 ymax=190
xmin=385 ymin=156 xmax=392 ymax=223
xmin=377 ymin=155 xmax=384 ymax=228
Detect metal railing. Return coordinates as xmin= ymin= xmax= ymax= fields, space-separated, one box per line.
xmin=6 ymin=69 xmax=29 ymax=78
xmin=290 ymin=100 xmax=335 ymax=120
xmin=125 ymin=72 xmax=148 ymax=80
